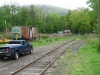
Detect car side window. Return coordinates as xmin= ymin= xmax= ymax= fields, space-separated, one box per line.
xmin=22 ymin=41 xmax=27 ymax=45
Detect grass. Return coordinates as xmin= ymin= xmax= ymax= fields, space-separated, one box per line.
xmin=31 ymin=35 xmax=81 ymax=47
xmin=0 ymin=43 xmax=6 ymax=46
xmin=0 ymin=35 xmax=82 ymax=47
xmin=55 ymin=34 xmax=100 ymax=75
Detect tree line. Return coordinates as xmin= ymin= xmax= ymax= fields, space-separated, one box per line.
xmin=0 ymin=0 xmax=98 ymax=34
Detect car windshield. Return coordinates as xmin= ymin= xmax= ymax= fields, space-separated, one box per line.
xmin=8 ymin=41 xmax=21 ymax=44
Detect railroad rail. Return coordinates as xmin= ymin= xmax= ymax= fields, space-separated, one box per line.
xmin=11 ymin=39 xmax=76 ymax=75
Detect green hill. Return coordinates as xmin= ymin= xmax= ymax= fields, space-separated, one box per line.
xmin=35 ymin=5 xmax=69 ymax=16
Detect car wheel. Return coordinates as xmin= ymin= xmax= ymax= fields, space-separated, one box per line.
xmin=29 ymin=48 xmax=33 ymax=54
xmin=13 ymin=52 xmax=19 ymax=60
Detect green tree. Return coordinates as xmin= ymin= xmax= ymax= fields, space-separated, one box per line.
xmin=29 ymin=5 xmax=35 ymax=25
xmin=20 ymin=6 xmax=30 ymax=25
xmin=0 ymin=5 xmax=12 ymax=32
xmin=0 ymin=4 xmax=69 ymax=34
xmin=87 ymin=0 xmax=98 ymax=31
xmin=69 ymin=7 xmax=91 ymax=34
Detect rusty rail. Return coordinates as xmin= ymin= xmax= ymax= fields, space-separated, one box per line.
xmin=12 ymin=39 xmax=76 ymax=75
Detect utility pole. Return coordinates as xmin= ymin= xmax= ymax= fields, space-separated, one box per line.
xmin=5 ymin=20 xmax=7 ymax=34
xmin=98 ymin=0 xmax=100 ymax=50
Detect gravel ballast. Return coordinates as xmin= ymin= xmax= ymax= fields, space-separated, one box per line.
xmin=0 ymin=39 xmax=70 ymax=75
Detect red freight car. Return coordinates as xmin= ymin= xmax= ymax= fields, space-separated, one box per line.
xmin=11 ymin=26 xmax=38 ymax=41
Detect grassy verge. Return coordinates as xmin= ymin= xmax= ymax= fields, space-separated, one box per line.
xmin=55 ymin=34 xmax=100 ymax=75
xmin=0 ymin=43 xmax=6 ymax=46
xmin=31 ymin=35 xmax=82 ymax=47
xmin=0 ymin=35 xmax=82 ymax=47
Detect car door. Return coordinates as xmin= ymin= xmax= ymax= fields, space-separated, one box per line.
xmin=22 ymin=41 xmax=30 ymax=53
xmin=21 ymin=41 xmax=28 ymax=53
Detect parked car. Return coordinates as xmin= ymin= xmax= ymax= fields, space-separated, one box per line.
xmin=0 ymin=40 xmax=33 ymax=60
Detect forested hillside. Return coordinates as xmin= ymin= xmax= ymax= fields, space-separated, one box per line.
xmin=36 ymin=5 xmax=69 ymax=16
xmin=0 ymin=0 xmax=98 ymax=35
xmin=0 ymin=4 xmax=69 ymax=33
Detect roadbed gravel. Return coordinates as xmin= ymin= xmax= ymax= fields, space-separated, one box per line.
xmin=44 ymin=38 xmax=86 ymax=75
xmin=0 ymin=39 xmax=71 ymax=75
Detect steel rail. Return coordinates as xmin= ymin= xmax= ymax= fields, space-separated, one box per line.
xmin=11 ymin=39 xmax=76 ymax=75
xmin=40 ymin=39 xmax=75 ymax=75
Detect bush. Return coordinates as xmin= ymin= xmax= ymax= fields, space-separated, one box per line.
xmin=0 ymin=33 xmax=4 ymax=39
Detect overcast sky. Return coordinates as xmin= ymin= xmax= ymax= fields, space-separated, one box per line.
xmin=0 ymin=0 xmax=88 ymax=10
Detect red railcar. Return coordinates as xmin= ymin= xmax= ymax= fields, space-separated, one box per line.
xmin=11 ymin=26 xmax=38 ymax=41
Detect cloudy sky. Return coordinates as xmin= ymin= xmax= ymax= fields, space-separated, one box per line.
xmin=0 ymin=0 xmax=88 ymax=10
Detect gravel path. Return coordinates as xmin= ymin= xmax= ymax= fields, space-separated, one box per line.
xmin=0 ymin=39 xmax=70 ymax=75
xmin=71 ymin=38 xmax=86 ymax=54
xmin=44 ymin=38 xmax=86 ymax=75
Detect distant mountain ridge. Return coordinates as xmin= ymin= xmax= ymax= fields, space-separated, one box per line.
xmin=35 ymin=4 xmax=69 ymax=16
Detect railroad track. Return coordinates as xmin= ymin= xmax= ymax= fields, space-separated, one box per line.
xmin=11 ymin=39 xmax=76 ymax=75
